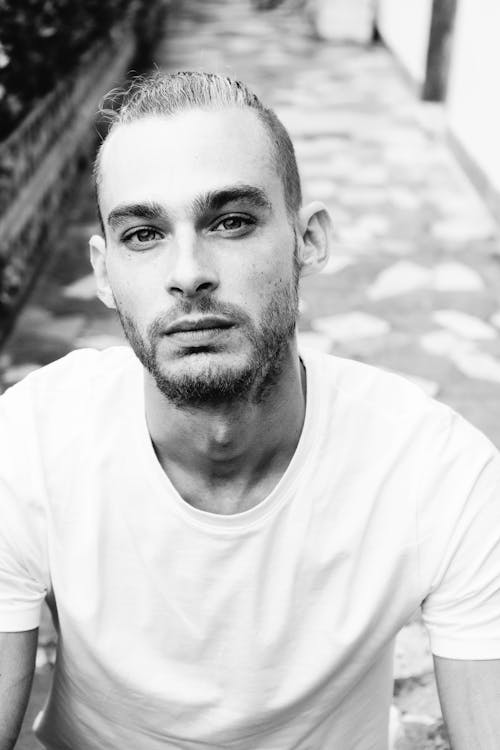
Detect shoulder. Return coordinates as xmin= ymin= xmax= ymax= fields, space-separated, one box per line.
xmin=0 ymin=346 xmax=141 ymax=422
xmin=301 ymin=347 xmax=447 ymax=423
xmin=300 ymin=347 xmax=496 ymax=465
xmin=1 ymin=345 xmax=138 ymax=393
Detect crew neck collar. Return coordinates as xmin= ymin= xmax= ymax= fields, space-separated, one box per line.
xmin=133 ymin=349 xmax=320 ymax=532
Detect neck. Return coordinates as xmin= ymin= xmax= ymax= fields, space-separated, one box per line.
xmin=143 ymin=343 xmax=306 ymax=512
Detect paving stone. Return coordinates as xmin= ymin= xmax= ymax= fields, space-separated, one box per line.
xmin=432 ymin=310 xmax=497 ymax=341
xmin=419 ymin=330 xmax=472 ymax=359
xmin=338 ymin=186 xmax=386 ymax=206
xmin=432 ymin=217 xmax=497 ymax=243
xmin=297 ymin=331 xmax=332 ymax=353
xmin=453 ymin=350 xmax=500 ymax=384
xmin=299 ymin=160 xmax=342 ymax=180
xmin=35 ymin=648 xmax=50 ymax=670
xmin=323 ymin=156 xmax=360 ymax=179
xmin=403 ymin=714 xmax=439 ymax=727
xmin=358 ymin=213 xmax=391 ymax=236
xmin=311 ymin=0 xmax=375 ymax=44
xmin=336 ymin=224 xmax=379 ymax=245
xmin=490 ymin=311 xmax=500 ymax=329
xmin=387 ymin=188 xmax=421 ymax=210
xmin=39 ymin=603 xmax=56 ymax=646
xmin=303 ymin=178 xmax=336 ymax=199
xmin=396 ymin=720 xmax=450 ymax=750
xmin=394 ymin=622 xmax=433 ymax=680
xmin=225 ymin=36 xmax=260 ymax=54
xmin=368 ymin=261 xmax=432 ymax=300
xmin=425 ymin=187 xmax=490 ymax=217
xmin=420 ymin=330 xmax=500 ymax=383
xmin=321 ymin=255 xmax=355 ymax=275
xmin=354 ymin=165 xmax=389 ymax=186
xmin=369 ymin=260 xmax=484 ymax=295
xmin=311 ymin=312 xmax=391 ymax=342
xmin=380 ymin=239 xmax=417 ymax=255
xmin=433 ymin=262 xmax=485 ymax=292
xmin=394 ymin=672 xmax=444 ymax=724
xmin=282 ymin=112 xmax=353 ymax=137
xmin=63 ymin=273 xmax=97 ymax=300
xmin=293 ymin=137 xmax=343 ymax=159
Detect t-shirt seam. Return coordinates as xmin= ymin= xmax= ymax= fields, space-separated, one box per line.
xmin=418 ymin=417 xmax=499 ymax=615
xmin=416 ymin=408 xmax=456 ymax=604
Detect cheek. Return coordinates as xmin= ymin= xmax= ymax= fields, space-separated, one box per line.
xmin=106 ymin=257 xmax=155 ymax=311
xmin=255 ymin=255 xmax=296 ymax=293
xmin=247 ymin=239 xmax=295 ymax=286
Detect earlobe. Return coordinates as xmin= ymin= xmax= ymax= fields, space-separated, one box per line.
xmin=89 ymin=234 xmax=116 ymax=309
xmin=297 ymin=201 xmax=333 ymax=277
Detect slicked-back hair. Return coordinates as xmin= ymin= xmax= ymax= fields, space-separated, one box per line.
xmin=93 ymin=71 xmax=302 ymax=229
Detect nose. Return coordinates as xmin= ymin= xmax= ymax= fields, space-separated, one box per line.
xmin=165 ymin=229 xmax=219 ymax=299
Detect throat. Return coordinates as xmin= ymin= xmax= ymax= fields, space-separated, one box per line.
xmin=150 ymin=405 xmax=303 ymax=515
xmin=161 ymin=457 xmax=289 ymax=515
xmin=146 ymin=354 xmax=308 ymax=515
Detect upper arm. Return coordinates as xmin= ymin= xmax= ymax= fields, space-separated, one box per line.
xmin=434 ymin=655 xmax=500 ymax=750
xmin=420 ymin=435 xmax=500 ymax=659
xmin=0 ymin=629 xmax=38 ymax=750
xmin=0 ymin=385 xmax=48 ymax=633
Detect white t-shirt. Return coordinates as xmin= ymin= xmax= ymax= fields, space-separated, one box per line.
xmin=0 ymin=346 xmax=499 ymax=750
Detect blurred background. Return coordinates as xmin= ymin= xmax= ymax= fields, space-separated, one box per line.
xmin=1 ymin=1 xmax=499 ymax=748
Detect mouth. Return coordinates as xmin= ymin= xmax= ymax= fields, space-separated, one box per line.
xmin=165 ymin=316 xmax=235 ymax=335
xmin=162 ymin=316 xmax=236 ymax=345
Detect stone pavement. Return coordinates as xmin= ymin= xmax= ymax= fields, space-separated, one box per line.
xmin=3 ymin=0 xmax=500 ymax=747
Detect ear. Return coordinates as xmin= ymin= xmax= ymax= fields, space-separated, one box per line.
xmin=296 ymin=201 xmax=333 ymax=277
xmin=89 ymin=234 xmax=116 ymax=309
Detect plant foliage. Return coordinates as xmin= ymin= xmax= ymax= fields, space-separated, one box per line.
xmin=0 ymin=0 xmax=134 ymax=140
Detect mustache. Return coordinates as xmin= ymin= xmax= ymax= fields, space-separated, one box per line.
xmin=147 ymin=297 xmax=253 ymax=337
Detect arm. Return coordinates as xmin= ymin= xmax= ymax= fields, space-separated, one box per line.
xmin=0 ymin=629 xmax=38 ymax=750
xmin=434 ymin=655 xmax=500 ymax=749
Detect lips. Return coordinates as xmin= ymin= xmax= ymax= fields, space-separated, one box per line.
xmin=164 ymin=316 xmax=235 ymax=335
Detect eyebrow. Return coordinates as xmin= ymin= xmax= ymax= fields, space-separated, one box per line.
xmin=193 ymin=185 xmax=272 ymax=214
xmin=107 ymin=201 xmax=164 ymax=230
xmin=106 ymin=185 xmax=272 ymax=230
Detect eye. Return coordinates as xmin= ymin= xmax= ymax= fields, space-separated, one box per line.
xmin=211 ymin=214 xmax=255 ymax=235
xmin=122 ymin=227 xmax=164 ymax=249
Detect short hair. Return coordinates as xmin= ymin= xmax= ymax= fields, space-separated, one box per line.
xmin=93 ymin=71 xmax=302 ymax=228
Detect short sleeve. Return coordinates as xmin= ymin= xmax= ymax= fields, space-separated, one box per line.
xmin=0 ymin=379 xmax=49 ymax=631
xmin=419 ymin=413 xmax=500 ymax=659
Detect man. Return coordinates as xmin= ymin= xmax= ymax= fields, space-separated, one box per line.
xmin=0 ymin=71 xmax=499 ymax=750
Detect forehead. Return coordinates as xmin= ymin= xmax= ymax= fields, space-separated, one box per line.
xmin=98 ymin=107 xmax=283 ymax=217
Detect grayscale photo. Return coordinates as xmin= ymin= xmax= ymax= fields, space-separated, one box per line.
xmin=0 ymin=1 xmax=499 ymax=748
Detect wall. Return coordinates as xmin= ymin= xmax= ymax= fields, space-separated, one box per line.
xmin=376 ymin=0 xmax=434 ymax=86
xmin=446 ymin=0 xmax=500 ymax=197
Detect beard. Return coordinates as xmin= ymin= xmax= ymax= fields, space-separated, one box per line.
xmin=115 ymin=270 xmax=299 ymax=408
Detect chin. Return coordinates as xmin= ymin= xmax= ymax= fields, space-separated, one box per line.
xmin=151 ymin=350 xmax=258 ymax=407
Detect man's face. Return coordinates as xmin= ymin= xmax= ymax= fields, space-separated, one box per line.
xmin=95 ymin=107 xmax=300 ymax=406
